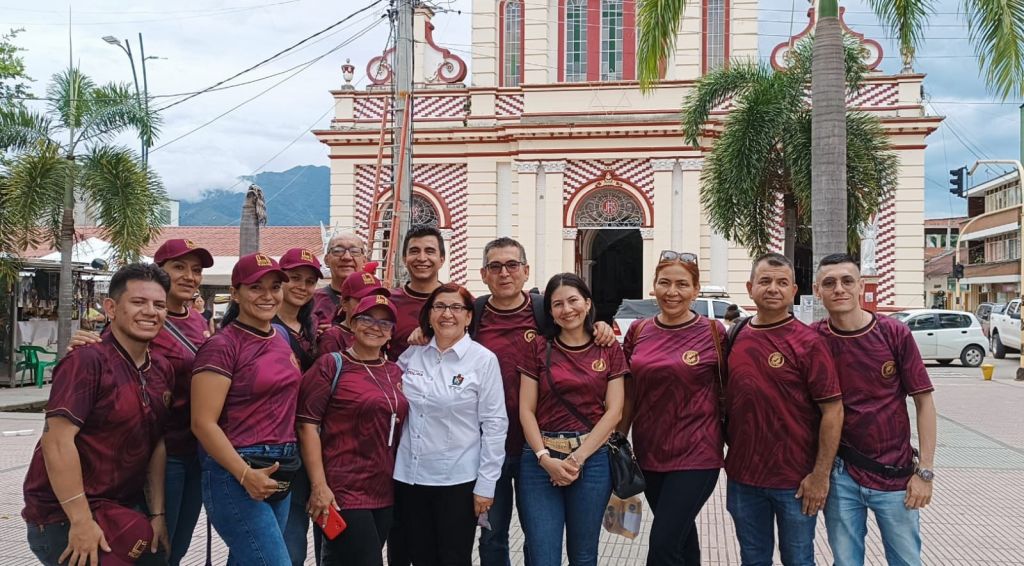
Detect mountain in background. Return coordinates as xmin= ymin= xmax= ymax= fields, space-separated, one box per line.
xmin=179 ymin=165 xmax=330 ymax=226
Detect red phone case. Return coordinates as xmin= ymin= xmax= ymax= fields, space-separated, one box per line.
xmin=316 ymin=506 xmax=347 ymax=540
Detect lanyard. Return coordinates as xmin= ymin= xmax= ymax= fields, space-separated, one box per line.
xmin=349 ymin=350 xmax=400 ymax=447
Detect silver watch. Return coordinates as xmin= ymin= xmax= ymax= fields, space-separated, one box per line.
xmin=915 ymin=467 xmax=934 ymax=482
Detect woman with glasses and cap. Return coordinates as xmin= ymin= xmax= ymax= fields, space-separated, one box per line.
xmin=191 ymin=253 xmax=304 ymax=565
xmin=297 ymin=295 xmax=409 ymax=566
xmin=317 ymin=270 xmax=391 ymax=357
xmin=391 ymin=283 xmax=507 ymax=566
xmin=617 ymin=251 xmax=725 ymax=566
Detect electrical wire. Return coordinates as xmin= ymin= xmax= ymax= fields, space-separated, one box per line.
xmin=2 ymin=1 xmax=301 ymax=26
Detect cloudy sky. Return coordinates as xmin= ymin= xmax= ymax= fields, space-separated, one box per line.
xmin=5 ymin=0 xmax=1021 ymax=219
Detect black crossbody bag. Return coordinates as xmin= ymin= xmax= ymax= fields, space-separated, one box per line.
xmin=543 ymin=340 xmax=645 ymax=499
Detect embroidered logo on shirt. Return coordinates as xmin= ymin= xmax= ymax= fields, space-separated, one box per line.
xmin=592 ymin=359 xmax=607 ymax=372
xmin=767 ymin=352 xmax=785 ymax=368
xmin=524 ymin=329 xmax=537 ymax=342
xmin=162 ymin=390 xmax=173 ymax=409
xmin=452 ymin=374 xmax=465 ymax=386
xmin=881 ymin=360 xmax=897 ymax=378
xmin=682 ymin=350 xmax=700 ymax=366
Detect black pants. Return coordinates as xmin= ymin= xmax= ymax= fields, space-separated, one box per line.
xmin=394 ymin=480 xmax=476 ymax=566
xmin=643 ymin=468 xmax=721 ymax=566
xmin=27 ymin=521 xmax=168 ymax=566
xmin=320 ymin=507 xmax=392 ymax=566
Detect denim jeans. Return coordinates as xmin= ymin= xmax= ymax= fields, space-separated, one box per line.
xmin=201 ymin=443 xmax=297 ymax=566
xmin=284 ymin=464 xmax=323 ymax=566
xmin=479 ymin=455 xmax=528 ymax=566
xmin=726 ymin=479 xmax=817 ymax=566
xmin=519 ymin=445 xmax=611 ymax=566
xmin=27 ymin=519 xmax=167 ymax=566
xmin=166 ymin=453 xmax=203 ymax=566
xmin=825 ymin=458 xmax=921 ymax=566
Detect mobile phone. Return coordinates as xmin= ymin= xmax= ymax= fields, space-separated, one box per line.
xmin=316 ymin=506 xmax=347 ymax=540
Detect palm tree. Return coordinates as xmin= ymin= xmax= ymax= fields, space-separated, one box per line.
xmin=639 ymin=0 xmax=1024 ymax=270
xmin=681 ymin=41 xmax=897 ymax=260
xmin=0 ymin=67 xmax=165 ymax=355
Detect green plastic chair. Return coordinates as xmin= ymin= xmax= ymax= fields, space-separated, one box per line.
xmin=19 ymin=345 xmax=58 ymax=388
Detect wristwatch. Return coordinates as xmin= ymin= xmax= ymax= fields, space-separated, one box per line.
xmin=915 ymin=467 xmax=934 ymax=482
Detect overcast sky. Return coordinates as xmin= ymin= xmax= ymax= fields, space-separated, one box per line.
xmin=4 ymin=0 xmax=1021 ymax=219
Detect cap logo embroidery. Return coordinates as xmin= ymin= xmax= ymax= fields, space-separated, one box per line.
xmin=682 ymin=350 xmax=700 ymax=366
xmin=592 ymin=358 xmax=607 ymax=372
xmin=524 ymin=329 xmax=537 ymax=343
xmin=183 ymin=239 xmax=196 ymax=249
xmin=255 ymin=254 xmax=272 ymax=267
xmin=362 ymin=273 xmax=375 ymax=285
xmin=881 ymin=360 xmax=897 ymax=378
xmin=301 ymin=249 xmax=314 ymax=261
xmin=768 ymin=352 xmax=785 ymax=368
xmin=129 ymin=540 xmax=149 ymax=559
xmin=375 ymin=295 xmax=389 ymax=305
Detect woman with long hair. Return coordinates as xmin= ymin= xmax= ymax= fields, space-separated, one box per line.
xmin=191 ymin=253 xmax=302 ymax=565
xmin=297 ymin=294 xmax=409 ymax=566
xmin=619 ymin=251 xmax=725 ymax=565
xmin=392 ymin=283 xmax=507 ymax=566
xmin=518 ymin=273 xmax=626 ymax=566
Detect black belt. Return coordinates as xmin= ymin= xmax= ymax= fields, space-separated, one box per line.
xmin=838 ymin=444 xmax=917 ymax=479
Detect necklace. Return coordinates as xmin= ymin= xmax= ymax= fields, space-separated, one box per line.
xmin=347 ymin=349 xmax=400 ymax=447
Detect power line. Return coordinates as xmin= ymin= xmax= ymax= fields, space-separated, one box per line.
xmin=3 ymin=1 xmax=301 ymax=26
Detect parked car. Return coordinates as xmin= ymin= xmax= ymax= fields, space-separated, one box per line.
xmin=890 ymin=309 xmax=987 ymax=367
xmin=988 ymin=298 xmax=1021 ymax=359
xmin=612 ymin=289 xmax=751 ymax=341
xmin=975 ymin=302 xmax=1007 ymax=339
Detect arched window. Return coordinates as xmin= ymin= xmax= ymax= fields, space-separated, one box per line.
xmin=703 ymin=0 xmax=728 ymax=73
xmin=502 ymin=0 xmax=523 ymax=86
xmin=600 ymin=0 xmax=624 ymax=80
xmin=565 ymin=0 xmax=588 ymax=82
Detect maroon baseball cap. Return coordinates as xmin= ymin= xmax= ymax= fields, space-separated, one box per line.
xmin=340 ymin=270 xmax=390 ymax=300
xmin=153 ymin=239 xmax=214 ymax=268
xmin=279 ymin=247 xmax=323 ymax=279
xmin=91 ymin=500 xmax=153 ymax=566
xmin=351 ymin=294 xmax=398 ymax=321
xmin=231 ymin=253 xmax=288 ymax=287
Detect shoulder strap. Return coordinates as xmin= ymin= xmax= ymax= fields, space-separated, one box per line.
xmin=530 ymin=292 xmax=551 ymax=337
xmin=273 ymin=323 xmax=314 ymax=371
xmin=164 ymin=318 xmax=199 ymax=355
xmin=543 ymin=340 xmax=596 ymax=430
xmin=329 ymin=352 xmax=344 ymax=396
xmin=725 ymin=315 xmax=752 ymax=355
xmin=469 ymin=294 xmax=491 ymax=339
xmin=709 ymin=317 xmax=728 ymax=410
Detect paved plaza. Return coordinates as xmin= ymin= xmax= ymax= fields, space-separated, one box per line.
xmin=0 ymin=359 xmax=1022 ymax=565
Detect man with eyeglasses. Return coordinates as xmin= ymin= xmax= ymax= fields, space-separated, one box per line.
xmin=386 ymin=226 xmax=447 ymax=361
xmin=313 ymin=232 xmax=368 ymax=328
xmin=812 ymin=253 xmax=936 ymax=566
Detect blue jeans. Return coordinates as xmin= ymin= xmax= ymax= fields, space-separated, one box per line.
xmin=479 ymin=455 xmax=528 ymax=566
xmin=284 ymin=464 xmax=323 ymax=566
xmin=519 ymin=445 xmax=611 ymax=566
xmin=726 ymin=479 xmax=817 ymax=566
xmin=201 ymin=443 xmax=296 ymax=566
xmin=166 ymin=453 xmax=203 ymax=566
xmin=27 ymin=519 xmax=167 ymax=566
xmin=825 ymin=458 xmax=921 ymax=566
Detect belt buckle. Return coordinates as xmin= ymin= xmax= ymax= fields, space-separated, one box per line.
xmin=276 ymin=481 xmax=290 ymax=491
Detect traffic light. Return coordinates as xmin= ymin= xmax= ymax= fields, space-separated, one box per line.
xmin=949 ymin=167 xmax=966 ymax=197
xmin=954 ymin=263 xmax=965 ymax=279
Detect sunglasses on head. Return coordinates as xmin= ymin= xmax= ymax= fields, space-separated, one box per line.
xmin=659 ymin=250 xmax=698 ymax=264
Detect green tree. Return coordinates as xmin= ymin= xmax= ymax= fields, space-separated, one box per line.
xmin=0 ymin=28 xmax=31 ymax=108
xmin=0 ymin=67 xmax=165 ymax=354
xmin=681 ymin=41 xmax=897 ymax=259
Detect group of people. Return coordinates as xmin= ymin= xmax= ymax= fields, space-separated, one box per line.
xmin=21 ymin=226 xmax=937 ymax=566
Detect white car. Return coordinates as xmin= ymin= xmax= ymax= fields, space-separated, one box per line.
xmin=612 ymin=295 xmax=751 ymax=341
xmin=889 ymin=309 xmax=988 ymax=367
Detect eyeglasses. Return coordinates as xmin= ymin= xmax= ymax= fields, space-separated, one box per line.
xmin=659 ymin=250 xmax=698 ymax=264
xmin=329 ymin=246 xmax=365 ymax=258
xmin=353 ymin=315 xmax=396 ymax=331
xmin=819 ymin=276 xmax=859 ymax=291
xmin=484 ymin=260 xmax=526 ymax=274
xmin=431 ymin=303 xmax=469 ymax=313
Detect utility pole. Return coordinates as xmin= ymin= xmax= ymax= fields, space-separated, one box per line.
xmin=391 ymin=0 xmax=415 ymax=287
xmin=139 ymin=33 xmax=150 ymax=166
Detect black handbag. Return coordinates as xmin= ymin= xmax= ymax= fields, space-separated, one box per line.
xmin=543 ymin=341 xmax=646 ymax=499
xmin=240 ymin=453 xmax=302 ymax=503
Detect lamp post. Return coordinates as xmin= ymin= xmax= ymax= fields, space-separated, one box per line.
xmin=102 ymin=34 xmax=158 ymax=165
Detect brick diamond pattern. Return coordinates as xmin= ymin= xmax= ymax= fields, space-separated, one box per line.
xmin=353 ymin=95 xmax=468 ymax=120
xmin=562 ymin=160 xmax=655 ymax=206
xmin=712 ymin=82 xmax=898 ymax=114
xmin=876 ymin=199 xmax=898 ymax=305
xmin=770 ymin=193 xmax=786 ymax=254
xmin=496 ymin=94 xmax=525 ymax=117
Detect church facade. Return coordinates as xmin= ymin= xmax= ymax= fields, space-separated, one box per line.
xmin=314 ymin=2 xmax=939 ymax=315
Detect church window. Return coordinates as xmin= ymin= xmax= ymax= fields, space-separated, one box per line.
xmin=565 ymin=0 xmax=588 ymax=82
xmin=600 ymin=0 xmax=624 ymax=81
xmin=502 ymin=0 xmax=524 ymax=86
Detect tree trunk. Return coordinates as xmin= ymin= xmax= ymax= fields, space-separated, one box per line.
xmin=784 ymin=196 xmax=797 ymax=262
xmin=810 ymin=0 xmax=847 ymax=319
xmin=56 ymin=164 xmax=76 ymax=358
xmin=239 ymin=184 xmax=266 ymax=256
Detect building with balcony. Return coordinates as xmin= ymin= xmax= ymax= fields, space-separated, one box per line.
xmin=314 ymin=3 xmax=939 ymax=316
xmin=956 ymin=170 xmax=1022 ymax=309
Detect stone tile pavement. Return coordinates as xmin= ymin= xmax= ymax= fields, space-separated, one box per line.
xmin=0 ymin=361 xmax=1021 ymax=565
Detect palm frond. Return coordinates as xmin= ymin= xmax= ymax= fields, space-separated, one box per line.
xmin=46 ymin=67 xmax=97 ymax=133
xmin=79 ymin=83 xmax=160 ymax=148
xmin=0 ymin=106 xmax=55 ymax=152
xmin=864 ymin=0 xmax=935 ymax=64
xmin=1 ymin=140 xmax=69 ymax=248
xmin=680 ymin=62 xmax=776 ymax=146
xmin=963 ymin=0 xmax=1024 ymax=98
xmin=79 ymin=146 xmax=166 ymax=265
xmin=637 ymin=0 xmax=689 ymax=90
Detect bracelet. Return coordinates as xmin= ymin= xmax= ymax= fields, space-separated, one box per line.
xmin=147 ymin=512 xmax=165 ymax=518
xmin=239 ymin=464 xmax=250 ymax=486
xmin=535 ymin=449 xmax=550 ymax=461
xmin=59 ymin=492 xmax=85 ymax=506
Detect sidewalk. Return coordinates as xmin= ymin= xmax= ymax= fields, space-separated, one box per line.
xmin=1 ymin=363 xmax=1022 ymax=564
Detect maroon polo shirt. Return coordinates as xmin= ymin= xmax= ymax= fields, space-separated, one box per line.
xmin=312 ymin=286 xmax=344 ymax=327
xmin=23 ymin=334 xmax=173 ymax=525
xmin=153 ymin=307 xmax=209 ymax=457
xmin=192 ymin=322 xmax=302 ymax=447
xmin=318 ymin=324 xmax=355 ymax=356
xmin=387 ymin=284 xmax=431 ymax=361
xmin=813 ymin=314 xmax=934 ymax=491
xmin=724 ymin=316 xmax=842 ymax=489
xmin=296 ymin=352 xmax=409 ymax=509
xmin=518 ymin=336 xmax=627 ymax=433
xmin=273 ymin=317 xmax=317 ymax=371
xmin=474 ymin=293 xmax=537 ymax=456
xmin=623 ymin=315 xmax=725 ymax=472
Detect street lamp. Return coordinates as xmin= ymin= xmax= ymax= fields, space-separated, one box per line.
xmin=101 ymin=34 xmax=150 ymax=165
